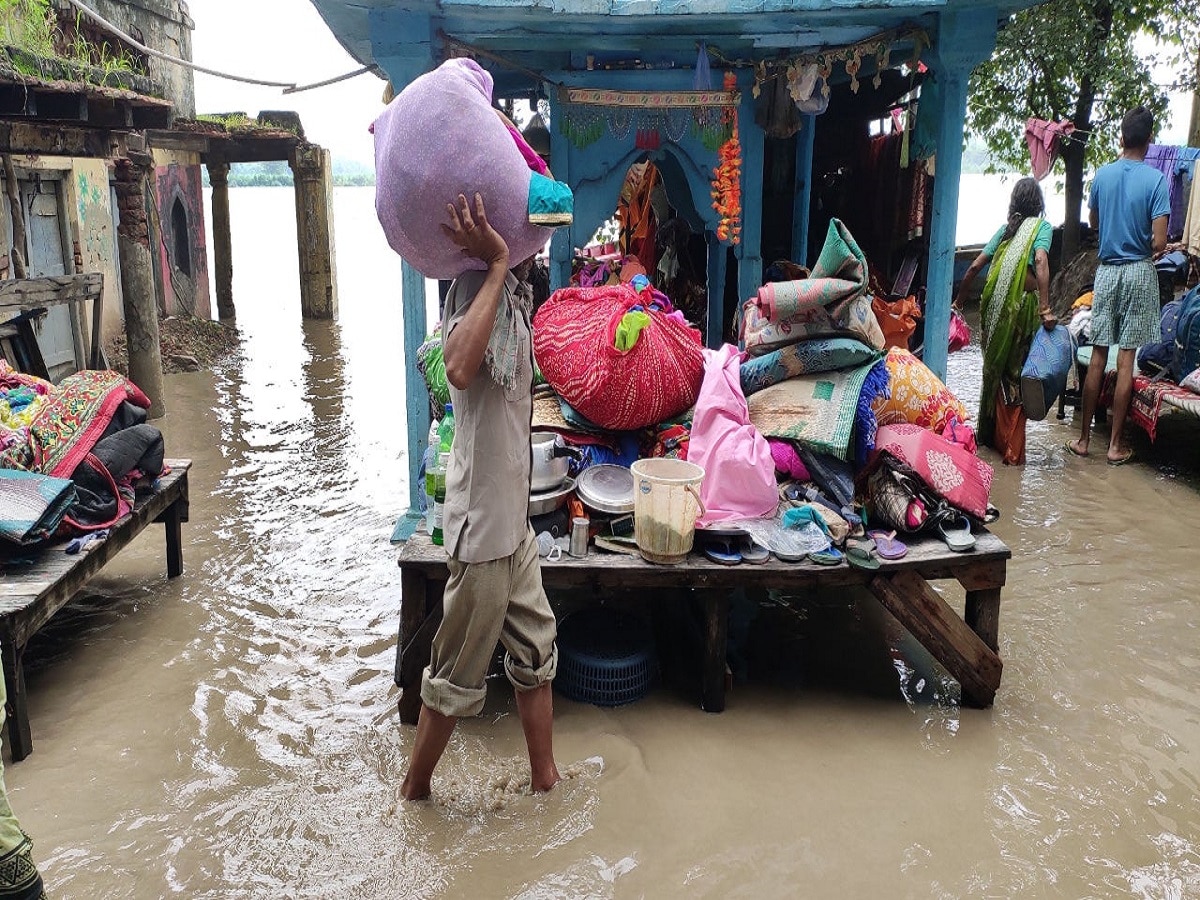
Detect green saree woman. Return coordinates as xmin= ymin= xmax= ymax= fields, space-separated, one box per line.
xmin=954 ymin=177 xmax=1056 ymax=465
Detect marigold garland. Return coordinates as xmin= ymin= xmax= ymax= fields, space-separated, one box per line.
xmin=711 ymin=71 xmax=742 ymax=245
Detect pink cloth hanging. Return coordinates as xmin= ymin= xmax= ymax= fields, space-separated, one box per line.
xmin=1025 ymin=118 xmax=1076 ymax=181
xmin=689 ymin=344 xmax=779 ymax=527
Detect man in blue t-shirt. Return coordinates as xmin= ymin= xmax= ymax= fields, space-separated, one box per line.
xmin=1067 ymin=107 xmax=1169 ymax=466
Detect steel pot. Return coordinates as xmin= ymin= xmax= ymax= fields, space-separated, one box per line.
xmin=531 ymin=432 xmax=579 ymax=493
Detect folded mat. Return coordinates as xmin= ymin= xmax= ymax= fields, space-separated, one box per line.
xmin=747 ymin=358 xmax=889 ymax=463
xmin=740 ymin=337 xmax=881 ymax=397
xmin=0 ymin=469 xmax=77 ymax=545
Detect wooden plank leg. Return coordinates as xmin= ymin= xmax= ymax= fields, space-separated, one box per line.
xmin=2 ymin=642 xmax=32 ymax=762
xmin=163 ymin=500 xmax=183 ymax=579
xmin=700 ymin=590 xmax=730 ymax=713
xmin=396 ymin=570 xmax=444 ymax=725
xmin=965 ymin=587 xmax=1002 ymax=653
xmin=869 ymin=570 xmax=1003 ymax=708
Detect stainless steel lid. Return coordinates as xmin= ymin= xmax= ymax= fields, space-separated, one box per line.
xmin=574 ymin=464 xmax=635 ymax=515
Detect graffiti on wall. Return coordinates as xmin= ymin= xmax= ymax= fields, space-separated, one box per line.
xmin=154 ymin=163 xmax=211 ymax=319
xmin=75 ymin=168 xmax=109 ymax=265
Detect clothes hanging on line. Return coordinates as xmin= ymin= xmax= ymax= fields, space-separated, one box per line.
xmin=1024 ymin=118 xmax=1076 ymax=181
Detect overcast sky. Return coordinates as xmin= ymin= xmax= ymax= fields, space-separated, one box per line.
xmin=191 ymin=0 xmax=385 ymax=165
xmin=190 ymin=0 xmax=1191 ymax=166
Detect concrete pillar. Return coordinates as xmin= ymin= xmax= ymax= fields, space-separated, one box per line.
xmin=706 ymin=231 xmax=726 ymax=348
xmin=735 ymin=77 xmax=765 ymax=308
xmin=207 ymin=159 xmax=235 ymax=322
xmin=114 ymin=154 xmax=165 ymax=418
xmin=924 ymin=7 xmax=998 ymax=381
xmin=792 ymin=114 xmax=816 ymax=268
xmin=289 ymin=144 xmax=339 ymax=320
xmin=548 ymin=90 xmax=573 ymax=292
xmin=401 ymin=259 xmax=429 ymax=526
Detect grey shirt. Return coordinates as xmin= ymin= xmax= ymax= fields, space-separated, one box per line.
xmin=441 ymin=269 xmax=533 ymax=564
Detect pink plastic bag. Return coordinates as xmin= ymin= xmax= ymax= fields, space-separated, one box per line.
xmin=688 ymin=344 xmax=779 ymax=527
xmin=940 ymin=415 xmax=978 ymax=454
xmin=371 ymin=59 xmax=554 ymax=279
xmin=949 ymin=310 xmax=971 ymax=353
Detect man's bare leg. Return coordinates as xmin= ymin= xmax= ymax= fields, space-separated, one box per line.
xmin=1108 ymin=347 xmax=1138 ymax=462
xmin=1070 ymin=345 xmax=1109 ymax=456
xmin=400 ymin=704 xmax=457 ymax=801
xmin=515 ymin=682 xmax=561 ymax=792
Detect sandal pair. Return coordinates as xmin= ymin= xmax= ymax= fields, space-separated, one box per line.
xmin=700 ymin=535 xmax=769 ymax=565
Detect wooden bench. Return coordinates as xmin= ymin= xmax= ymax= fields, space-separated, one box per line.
xmin=0 ymin=459 xmax=191 ymax=761
xmin=395 ymin=528 xmax=1009 ymax=720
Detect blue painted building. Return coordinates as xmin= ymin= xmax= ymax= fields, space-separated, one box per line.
xmin=308 ymin=0 xmax=1044 ymax=522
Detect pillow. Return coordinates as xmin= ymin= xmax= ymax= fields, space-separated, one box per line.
xmin=1183 ymin=367 xmax=1200 ymax=394
xmin=872 ymin=347 xmax=968 ymax=433
xmin=740 ymin=337 xmax=881 ymax=397
xmin=371 ymin=59 xmax=563 ymax=279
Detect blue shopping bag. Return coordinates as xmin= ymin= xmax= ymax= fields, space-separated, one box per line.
xmin=1020 ymin=325 xmax=1073 ymax=421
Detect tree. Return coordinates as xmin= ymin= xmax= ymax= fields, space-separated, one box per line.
xmin=966 ymin=0 xmax=1190 ymax=263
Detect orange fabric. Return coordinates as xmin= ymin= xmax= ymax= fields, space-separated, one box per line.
xmin=991 ymin=388 xmax=1027 ymax=465
xmin=618 ymin=163 xmax=660 ymax=260
xmin=872 ymin=295 xmax=922 ymax=350
xmin=872 ymin=347 xmax=969 ymax=433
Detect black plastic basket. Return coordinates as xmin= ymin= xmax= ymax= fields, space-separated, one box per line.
xmin=555 ymin=608 xmax=657 ymax=707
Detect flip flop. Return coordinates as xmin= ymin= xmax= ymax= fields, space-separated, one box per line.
xmin=937 ymin=515 xmax=976 ymax=552
xmin=772 ymin=547 xmax=807 ymax=563
xmin=1064 ymin=440 xmax=1089 ymax=458
xmin=1107 ymin=450 xmax=1136 ymax=466
xmin=701 ymin=537 xmax=741 ymax=565
xmin=738 ymin=538 xmax=770 ymax=565
xmin=807 ymin=546 xmax=844 ymax=566
xmin=868 ymin=529 xmax=908 ymax=560
xmin=844 ymin=540 xmax=880 ymax=570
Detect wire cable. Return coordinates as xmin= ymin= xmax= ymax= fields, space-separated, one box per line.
xmin=65 ymin=0 xmax=297 ymax=88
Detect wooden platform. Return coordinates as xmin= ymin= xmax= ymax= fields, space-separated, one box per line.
xmin=395 ymin=527 xmax=1010 ymax=720
xmin=0 ymin=459 xmax=191 ymax=761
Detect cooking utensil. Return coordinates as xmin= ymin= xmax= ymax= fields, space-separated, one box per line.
xmin=531 ymin=432 xmax=580 ymax=493
xmin=575 ymin=464 xmax=635 ymax=515
xmin=529 ymin=477 xmax=575 ymax=517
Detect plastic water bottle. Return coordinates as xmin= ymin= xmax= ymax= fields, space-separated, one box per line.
xmin=423 ymin=417 xmax=438 ymax=536
xmin=437 ymin=403 xmax=455 ymax=457
xmin=431 ymin=452 xmax=448 ymax=547
xmin=432 ymin=405 xmax=454 ymax=546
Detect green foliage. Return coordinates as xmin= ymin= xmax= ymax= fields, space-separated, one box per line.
xmin=200 ymin=160 xmax=376 ymax=188
xmin=967 ymin=0 xmax=1175 ymax=179
xmin=0 ymin=0 xmax=140 ymax=88
xmin=196 ymin=113 xmax=254 ymax=130
xmin=0 ymin=0 xmax=56 ymax=61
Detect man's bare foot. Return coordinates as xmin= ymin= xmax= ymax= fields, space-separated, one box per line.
xmin=530 ymin=766 xmax=562 ymax=793
xmin=399 ymin=776 xmax=431 ymax=801
xmin=1106 ymin=446 xmax=1136 ymax=466
xmin=1065 ymin=439 xmax=1089 ymax=458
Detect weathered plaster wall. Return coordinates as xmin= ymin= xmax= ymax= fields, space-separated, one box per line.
xmin=152 ymin=148 xmax=211 ymax=319
xmin=15 ymin=155 xmax=123 ymax=345
xmin=67 ymin=159 xmax=123 ymax=344
xmin=89 ymin=0 xmax=196 ymax=116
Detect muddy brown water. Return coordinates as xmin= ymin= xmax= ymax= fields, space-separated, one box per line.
xmin=10 ymin=188 xmax=1200 ymax=898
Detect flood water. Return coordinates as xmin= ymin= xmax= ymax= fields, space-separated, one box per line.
xmin=11 ymin=185 xmax=1200 ymax=898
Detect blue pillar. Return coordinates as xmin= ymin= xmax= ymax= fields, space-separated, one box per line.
xmin=548 ymin=92 xmax=573 ymax=291
xmin=395 ymin=259 xmax=430 ymax=541
xmin=792 ymin=114 xmax=816 ymax=268
xmin=736 ymin=82 xmax=765 ymax=307
xmin=706 ymin=231 xmax=727 ymax=348
xmin=924 ymin=7 xmax=998 ymax=381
